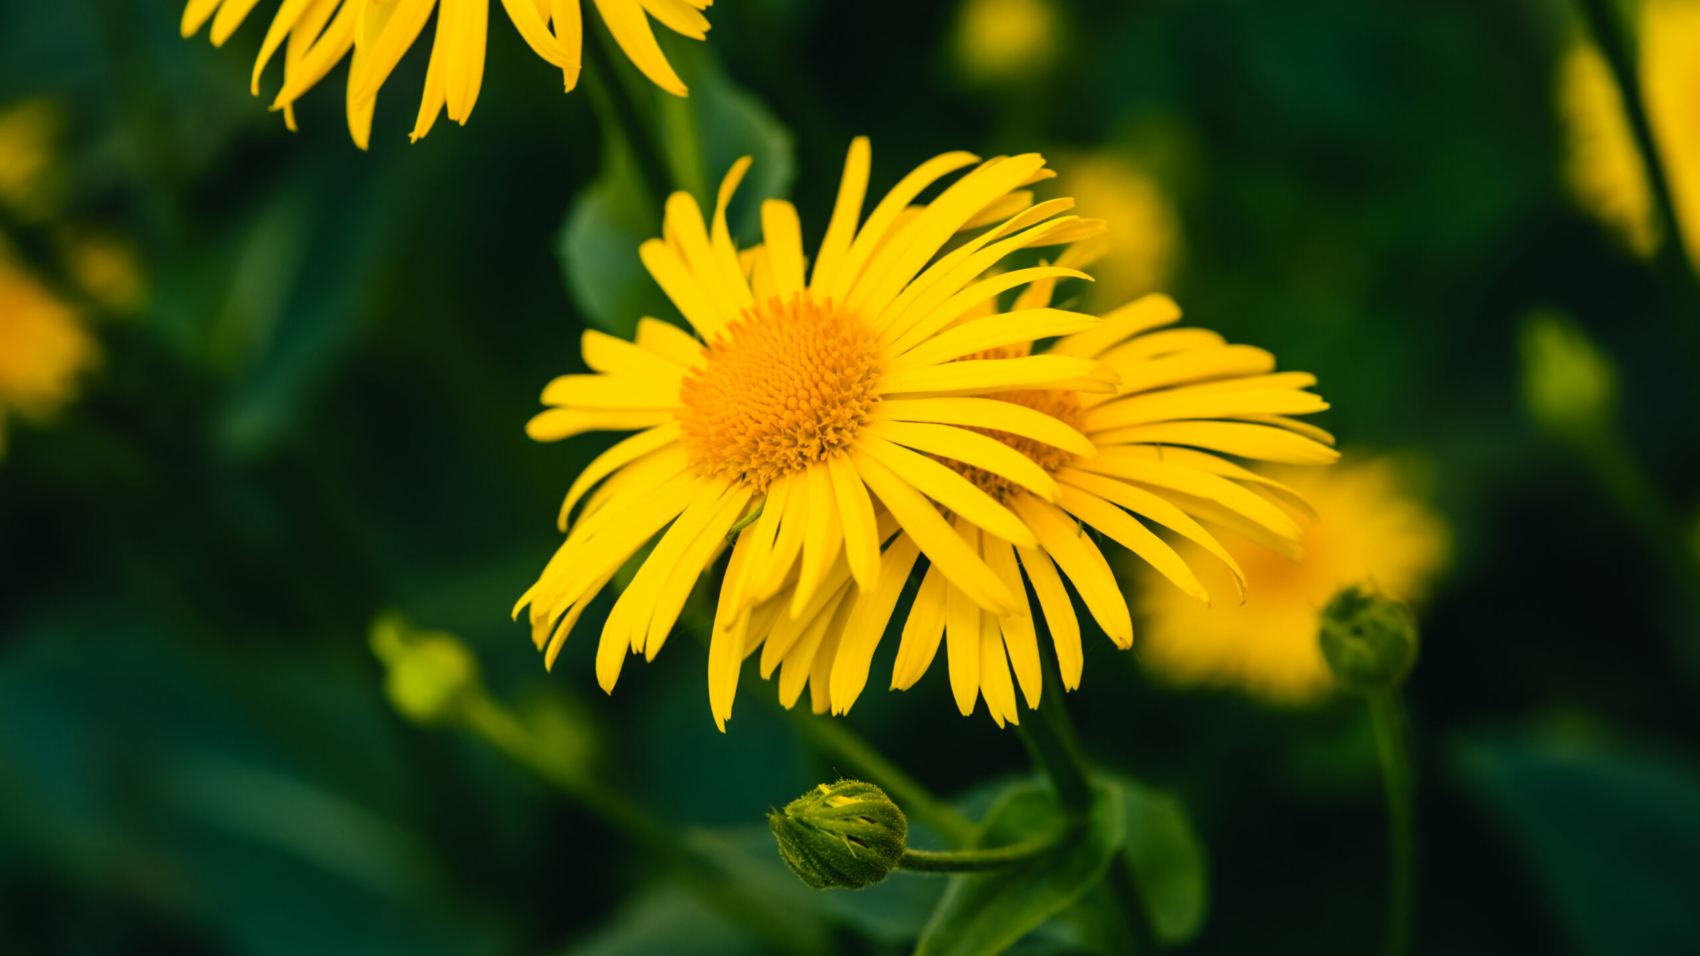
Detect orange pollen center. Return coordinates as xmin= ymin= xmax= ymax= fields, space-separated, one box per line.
xmin=936 ymin=344 xmax=1082 ymax=504
xmin=677 ymin=293 xmax=881 ymax=491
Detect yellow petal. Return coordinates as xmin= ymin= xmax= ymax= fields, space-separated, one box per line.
xmin=1009 ymin=495 xmax=1133 ymax=647
xmin=1049 ymin=293 xmax=1182 ymax=359
xmin=857 ymin=435 xmax=1037 ymax=549
xmin=1091 ymin=421 xmax=1341 ymax=465
xmin=885 ymin=307 xmax=1099 ymax=372
xmin=590 ymin=0 xmax=687 ymax=94
xmin=558 ymin=424 xmax=681 ymax=528
xmin=880 ymin=354 xmax=1116 ymax=398
xmin=828 ymin=454 xmax=881 ymax=592
xmin=809 ymin=137 xmax=872 ymax=294
xmin=829 ymin=533 xmax=921 ymax=713
xmin=1016 ymin=544 xmax=1081 ymax=689
xmin=864 ymin=419 xmax=1057 ymax=501
xmin=892 ymin=562 xmax=948 ymax=690
xmin=760 ymin=199 xmax=807 ymax=297
xmin=873 ymin=397 xmax=1096 ymax=458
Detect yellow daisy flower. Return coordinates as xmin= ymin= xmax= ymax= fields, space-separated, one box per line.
xmin=780 ymin=265 xmax=1338 ymax=727
xmin=182 ymin=0 xmax=710 ymax=148
xmin=1133 ymin=458 xmax=1449 ymax=705
xmin=518 ymin=138 xmax=1116 ymax=729
xmin=0 ymin=252 xmax=98 ymax=458
xmin=1558 ymin=0 xmax=1700 ymax=269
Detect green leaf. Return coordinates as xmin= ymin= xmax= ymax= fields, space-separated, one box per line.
xmin=1119 ymin=776 xmax=1210 ymax=945
xmin=1456 ymin=730 xmax=1700 ymax=955
xmin=556 ymin=44 xmax=795 ymax=337
xmin=913 ymin=780 xmax=1125 ymax=956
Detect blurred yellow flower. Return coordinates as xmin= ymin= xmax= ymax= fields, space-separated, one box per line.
xmin=954 ymin=0 xmax=1059 ymax=86
xmin=0 ymin=99 xmax=66 ymax=219
xmin=0 ymin=252 xmax=98 ymax=457
xmin=1558 ymin=0 xmax=1700 ymax=269
xmin=1133 ymin=457 xmax=1449 ymax=705
xmin=520 ymin=138 xmax=1115 ymax=729
xmin=183 ymin=0 xmax=711 ymax=149
xmin=61 ymin=229 xmax=148 ymax=314
xmin=1519 ymin=310 xmax=1615 ymax=440
xmin=1058 ymin=153 xmax=1182 ymax=308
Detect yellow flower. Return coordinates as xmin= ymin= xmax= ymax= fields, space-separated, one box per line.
xmin=1558 ymin=0 xmax=1700 ymax=268
xmin=182 ymin=0 xmax=710 ymax=149
xmin=954 ymin=0 xmax=1060 ymax=87
xmin=519 ymin=138 xmax=1118 ymax=728
xmin=1056 ymin=152 xmax=1181 ymax=309
xmin=780 ymin=267 xmax=1336 ymax=726
xmin=0 ymin=252 xmax=98 ymax=457
xmin=1133 ymin=457 xmax=1448 ymax=706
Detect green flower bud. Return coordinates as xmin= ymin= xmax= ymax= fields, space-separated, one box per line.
xmin=769 ymin=780 xmax=908 ymax=890
xmin=370 ymin=611 xmax=481 ymax=724
xmin=1318 ymin=586 xmax=1419 ymax=695
xmin=1520 ymin=310 xmax=1616 ymax=440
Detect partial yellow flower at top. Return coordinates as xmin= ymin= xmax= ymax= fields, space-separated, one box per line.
xmin=0 ymin=252 xmax=98 ymax=458
xmin=1056 ymin=153 xmax=1181 ymax=309
xmin=1558 ymin=0 xmax=1700 ymax=269
xmin=520 ymin=138 xmax=1124 ymax=729
xmin=954 ymin=0 xmax=1060 ymax=87
xmin=182 ymin=0 xmax=711 ymax=149
xmin=0 ymin=99 xmax=66 ymax=220
xmin=1133 ymin=458 xmax=1449 ymax=706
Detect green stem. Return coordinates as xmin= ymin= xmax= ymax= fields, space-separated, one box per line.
xmin=897 ymin=828 xmax=1063 ymax=873
xmin=1574 ymin=0 xmax=1700 ymax=376
xmin=784 ymin=708 xmax=976 ymax=846
xmin=579 ymin=17 xmax=675 ymax=218
xmin=459 ymin=692 xmax=817 ymax=956
xmin=1018 ymin=667 xmax=1160 ymax=953
xmin=1369 ymin=692 xmax=1415 ymax=956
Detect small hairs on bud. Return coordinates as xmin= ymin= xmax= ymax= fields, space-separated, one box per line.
xmin=1318 ymin=586 xmax=1419 ymax=695
xmin=769 ymin=780 xmax=908 ymax=890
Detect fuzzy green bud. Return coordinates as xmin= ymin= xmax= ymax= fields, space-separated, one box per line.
xmin=1319 ymin=586 xmax=1419 ymax=695
xmin=370 ymin=611 xmax=481 ymax=724
xmin=1520 ymin=311 xmax=1616 ymax=440
xmin=769 ymin=780 xmax=908 ymax=890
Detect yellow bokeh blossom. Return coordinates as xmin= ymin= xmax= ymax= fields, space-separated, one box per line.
xmin=1133 ymin=457 xmax=1449 ymax=705
xmin=0 ymin=253 xmax=98 ymax=457
xmin=0 ymin=99 xmax=66 ymax=219
xmin=1057 ymin=153 xmax=1182 ymax=309
xmin=1558 ymin=0 xmax=1700 ymax=269
xmin=183 ymin=0 xmax=712 ymax=149
xmin=60 ymin=229 xmax=148 ymax=315
xmin=954 ymin=0 xmax=1059 ymax=87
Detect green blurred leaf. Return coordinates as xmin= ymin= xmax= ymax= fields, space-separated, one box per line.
xmin=559 ymin=884 xmax=764 ymax=956
xmin=913 ymin=780 xmax=1125 ymax=956
xmin=1457 ymin=730 xmax=1700 ymax=956
xmin=1118 ymin=776 xmax=1209 ymax=945
xmin=556 ymin=46 xmax=794 ymax=337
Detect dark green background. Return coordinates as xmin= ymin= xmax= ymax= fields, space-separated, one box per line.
xmin=4 ymin=0 xmax=1699 ymax=953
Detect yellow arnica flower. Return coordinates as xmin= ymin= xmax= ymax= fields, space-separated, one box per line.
xmin=1134 ymin=458 xmax=1448 ymax=705
xmin=0 ymin=252 xmax=98 ymax=458
xmin=519 ymin=138 xmax=1116 ymax=729
xmin=954 ymin=0 xmax=1060 ymax=87
xmin=785 ymin=273 xmax=1338 ymax=726
xmin=1558 ymin=0 xmax=1700 ymax=269
xmin=182 ymin=0 xmax=709 ymax=149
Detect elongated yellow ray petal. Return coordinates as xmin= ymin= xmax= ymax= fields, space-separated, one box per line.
xmin=1049 ymin=293 xmax=1182 ymax=358
xmin=857 ymin=435 xmax=1036 ymax=548
xmin=864 ymin=420 xmax=1057 ymax=501
xmin=873 ymin=397 xmax=1096 ymax=458
xmin=1009 ymin=495 xmax=1133 ymax=647
xmin=1016 ymin=544 xmax=1081 ymax=689
xmin=891 ymin=562 xmax=948 ymax=690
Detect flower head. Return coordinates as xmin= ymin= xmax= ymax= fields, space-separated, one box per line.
xmin=784 ymin=265 xmax=1338 ymax=726
xmin=182 ymin=0 xmax=710 ymax=148
xmin=1558 ymin=0 xmax=1700 ymax=268
xmin=769 ymin=780 xmax=908 ymax=890
xmin=519 ymin=138 xmax=1113 ymax=728
xmin=1133 ymin=458 xmax=1448 ymax=705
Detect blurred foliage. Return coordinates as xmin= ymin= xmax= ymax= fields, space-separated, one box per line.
xmin=3 ymin=0 xmax=1700 ymax=954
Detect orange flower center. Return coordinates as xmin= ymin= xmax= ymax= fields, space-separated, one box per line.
xmin=677 ymin=293 xmax=882 ymax=491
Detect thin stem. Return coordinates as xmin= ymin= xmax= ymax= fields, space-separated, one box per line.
xmin=1369 ymin=692 xmax=1415 ymax=956
xmin=1018 ymin=666 xmax=1160 ymax=953
xmin=1574 ymin=0 xmax=1700 ymax=374
xmin=579 ymin=17 xmax=675 ymax=218
xmin=897 ymin=828 xmax=1063 ymax=873
xmin=458 ymin=693 xmax=817 ymax=956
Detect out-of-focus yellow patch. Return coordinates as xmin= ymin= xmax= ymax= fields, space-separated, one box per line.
xmin=1054 ymin=153 xmax=1181 ymax=310
xmin=0 ymin=98 xmax=66 ymax=220
xmin=954 ymin=0 xmax=1060 ymax=86
xmin=1558 ymin=0 xmax=1700 ymax=270
xmin=1132 ymin=456 xmax=1449 ymax=706
xmin=60 ymin=228 xmax=148 ymax=314
xmin=0 ymin=251 xmax=97 ymax=456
